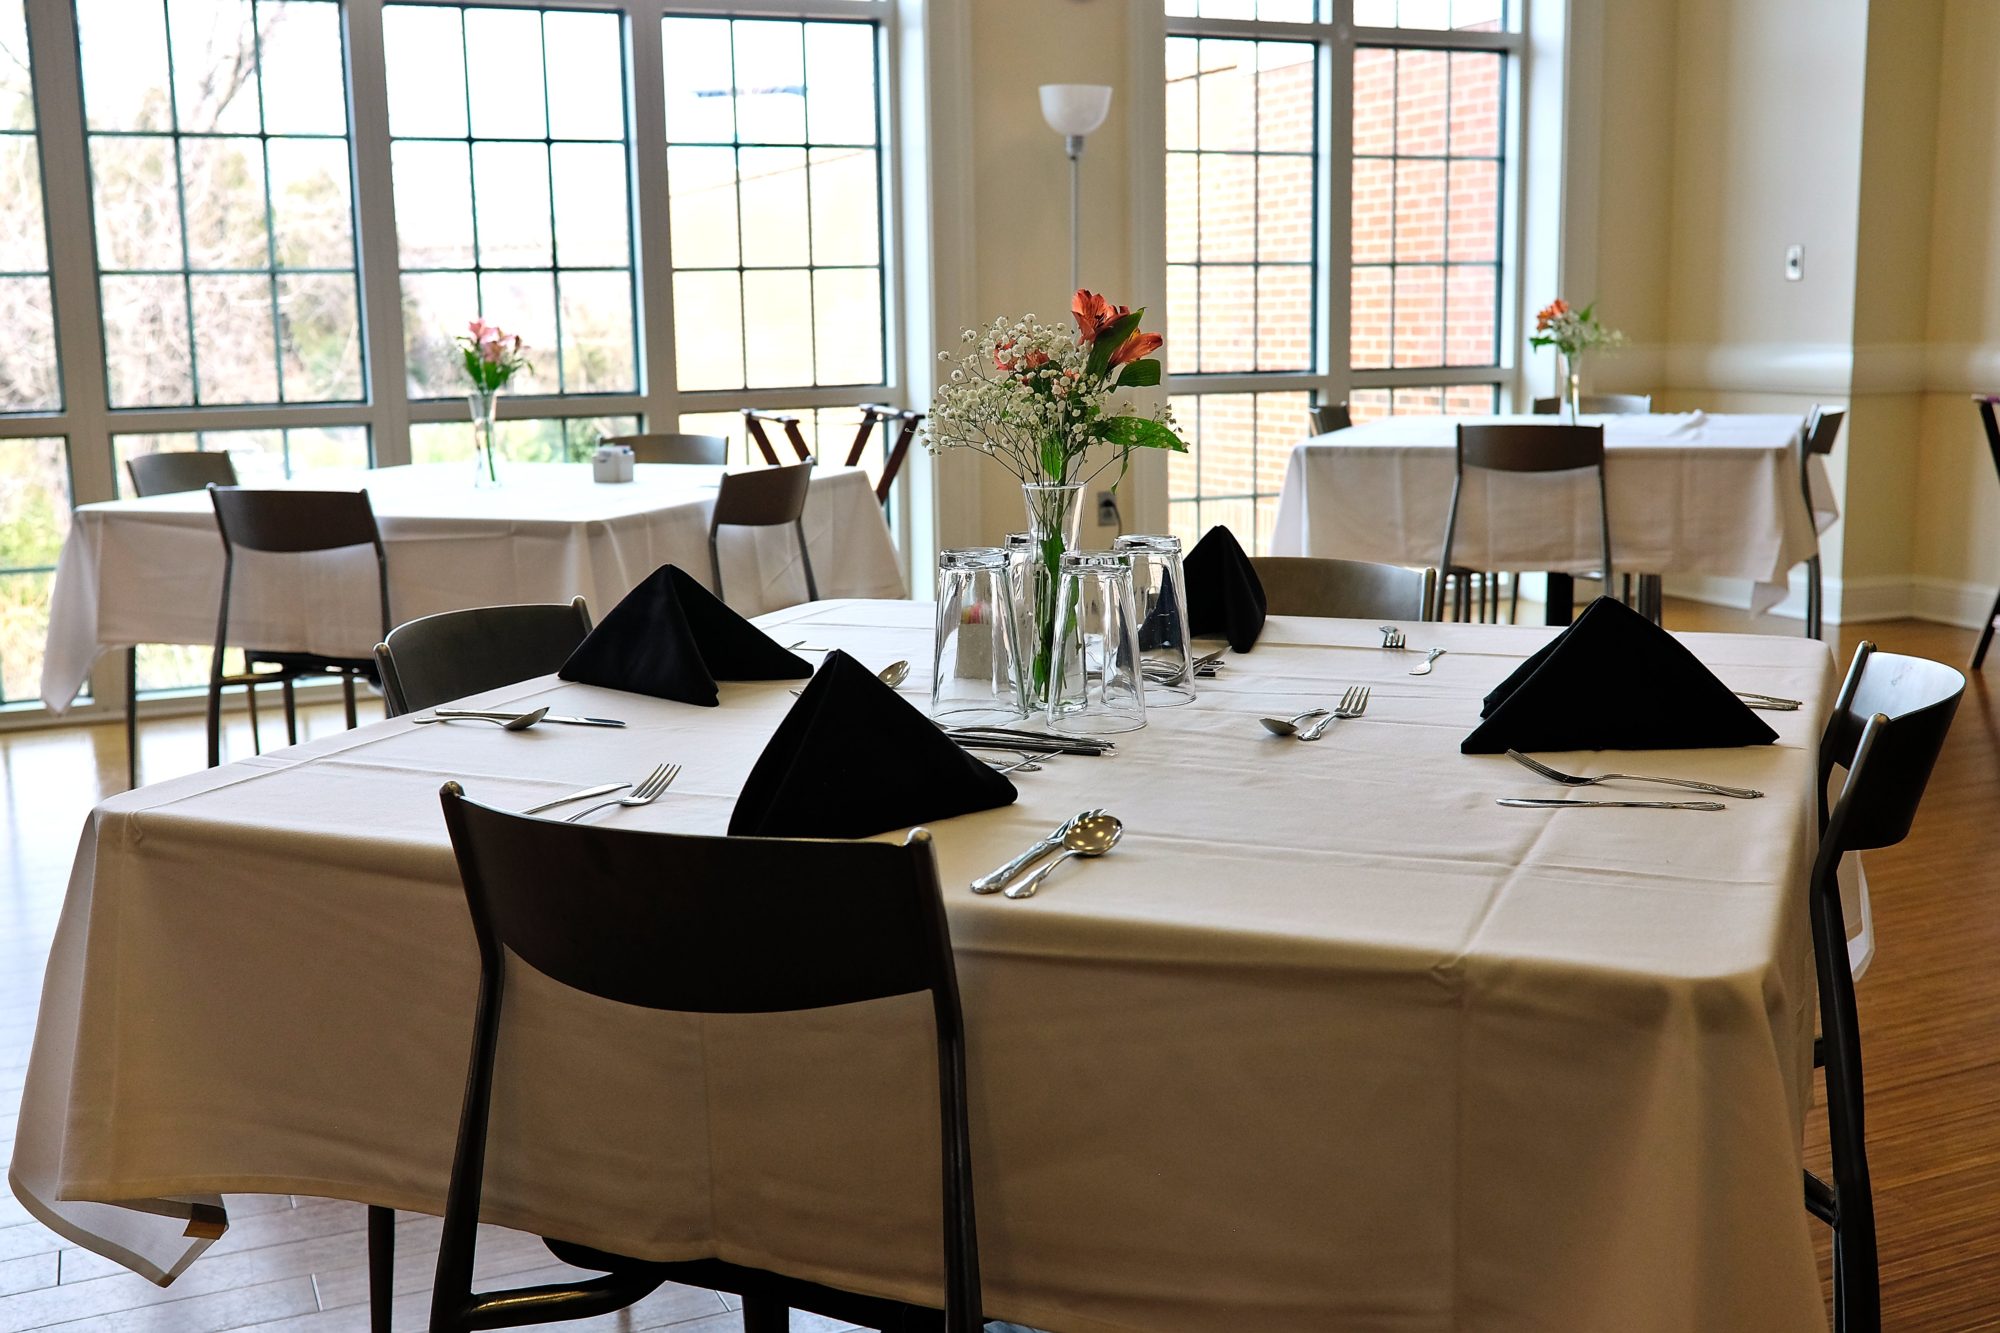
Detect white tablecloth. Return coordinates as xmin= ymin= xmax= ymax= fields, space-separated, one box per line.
xmin=37 ymin=462 xmax=905 ymax=711
xmin=1269 ymin=412 xmax=1840 ymax=610
xmin=13 ymin=603 xmax=1836 ymax=1331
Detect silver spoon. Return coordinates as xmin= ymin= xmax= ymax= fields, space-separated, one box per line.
xmin=878 ymin=659 xmax=911 ymax=688
xmin=1259 ymin=708 xmax=1331 ymax=736
xmin=1005 ymin=812 xmax=1124 ymax=899
xmin=414 ymin=706 xmax=549 ymax=731
xmin=1408 ymin=647 xmax=1446 ymax=676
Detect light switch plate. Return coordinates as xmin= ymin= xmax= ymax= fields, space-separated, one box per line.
xmin=1785 ymin=244 xmax=1804 ymax=281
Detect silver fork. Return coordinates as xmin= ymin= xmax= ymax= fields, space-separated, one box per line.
xmin=1298 ymin=685 xmax=1369 ymax=740
xmin=563 ymin=763 xmax=680 ymax=821
xmin=1379 ymin=625 xmax=1406 ymax=649
xmin=1505 ymin=749 xmax=1763 ymax=799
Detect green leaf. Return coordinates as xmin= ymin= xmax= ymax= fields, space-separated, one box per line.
xmin=1085 ymin=309 xmax=1145 ymax=381
xmin=1039 ymin=434 xmax=1066 ymax=482
xmin=1116 ymin=357 xmax=1161 ymax=388
xmin=1094 ymin=415 xmax=1186 ymax=453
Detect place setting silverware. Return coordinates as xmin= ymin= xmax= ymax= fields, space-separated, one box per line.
xmin=561 ymin=762 xmax=681 ymax=821
xmin=794 ymin=659 xmax=908 ymax=696
xmin=1505 ymin=749 xmax=1763 ymax=799
xmin=1732 ymin=689 xmax=1802 ymax=711
xmin=416 ymin=708 xmax=626 ymax=728
xmin=1379 ymin=625 xmax=1406 ymax=649
xmin=969 ymin=808 xmax=1124 ymax=898
xmin=1408 ymin=647 xmax=1446 ymax=676
xmin=1258 ymin=685 xmax=1369 ymax=740
xmin=1497 ymin=798 xmax=1726 ymax=811
xmin=1193 ymin=649 xmax=1225 ymax=678
xmin=520 ymin=781 xmax=631 ymax=815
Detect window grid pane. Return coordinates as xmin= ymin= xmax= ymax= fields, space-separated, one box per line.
xmin=663 ymin=16 xmax=887 ymax=394
xmin=1165 ymin=390 xmax=1308 ymax=556
xmin=1 ymin=0 xmax=58 ymax=414
xmin=78 ymin=0 xmax=363 ymax=409
xmin=1350 ymin=44 xmax=1505 ymax=372
xmin=387 ymin=4 xmax=638 ymax=401
xmin=410 ymin=413 xmax=639 ymax=465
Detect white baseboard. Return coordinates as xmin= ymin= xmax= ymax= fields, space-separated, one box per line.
xmin=1665 ymin=572 xmax=1999 ymax=629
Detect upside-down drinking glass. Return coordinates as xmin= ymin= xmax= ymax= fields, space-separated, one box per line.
xmin=1112 ymin=533 xmax=1194 ymax=707
xmin=931 ymin=548 xmax=1030 ymax=725
xmin=1046 ymin=550 xmax=1147 ymax=734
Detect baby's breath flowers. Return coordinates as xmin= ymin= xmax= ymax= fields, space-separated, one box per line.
xmin=924 ymin=290 xmax=1185 ymax=486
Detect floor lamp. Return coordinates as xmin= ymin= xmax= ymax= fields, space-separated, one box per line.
xmin=1039 ymin=84 xmax=1114 ymax=293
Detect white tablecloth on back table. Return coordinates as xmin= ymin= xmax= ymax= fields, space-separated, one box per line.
xmin=37 ymin=462 xmax=905 ymax=711
xmin=13 ymin=601 xmax=1835 ymax=1331
xmin=1269 ymin=412 xmax=1839 ymax=610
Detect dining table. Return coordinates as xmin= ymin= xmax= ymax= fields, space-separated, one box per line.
xmin=12 ymin=600 xmax=1837 ymax=1332
xmin=35 ymin=461 xmax=906 ymax=713
xmin=1268 ymin=411 xmax=1840 ymax=621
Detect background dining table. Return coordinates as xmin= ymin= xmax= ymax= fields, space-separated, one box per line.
xmin=35 ymin=461 xmax=906 ymax=712
xmin=1269 ymin=411 xmax=1840 ymax=619
xmin=13 ymin=599 xmax=1839 ymax=1332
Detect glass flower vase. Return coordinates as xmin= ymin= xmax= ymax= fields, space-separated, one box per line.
xmin=1019 ymin=481 xmax=1084 ymax=709
xmin=468 ymin=387 xmax=502 ymax=489
xmin=1562 ymin=355 xmax=1583 ymax=424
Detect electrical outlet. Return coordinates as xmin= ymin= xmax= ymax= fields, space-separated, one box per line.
xmin=1785 ymin=244 xmax=1804 ymax=281
xmin=1096 ymin=491 xmax=1120 ymax=527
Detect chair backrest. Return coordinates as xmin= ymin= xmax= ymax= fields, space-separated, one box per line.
xmin=374 ymin=598 xmax=593 ymax=717
xmin=845 ymin=403 xmax=923 ymax=503
xmin=434 ymin=786 xmax=981 ymax=1331
xmin=127 ymin=449 xmax=237 ymax=497
xmin=1530 ymin=393 xmax=1653 ymax=416
xmin=711 ymin=461 xmax=813 ymax=530
xmin=602 ymin=433 xmax=727 ymax=466
xmin=1311 ymin=402 xmax=1352 ymax=434
xmin=1974 ymin=395 xmax=1999 ymax=476
xmin=1818 ymin=643 xmax=1965 ymax=857
xmin=1802 ymin=407 xmax=1845 ymax=457
xmin=1457 ymin=422 xmax=1605 ymax=473
xmin=208 ymin=486 xmax=383 ymax=554
xmin=742 ymin=409 xmax=812 ymax=465
xmin=1250 ymin=557 xmax=1434 ymax=621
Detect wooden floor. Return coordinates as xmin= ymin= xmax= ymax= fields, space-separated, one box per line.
xmin=1 ymin=602 xmax=1997 ymax=1330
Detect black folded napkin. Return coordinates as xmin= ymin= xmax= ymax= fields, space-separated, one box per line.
xmin=1183 ymin=526 xmax=1266 ymax=652
xmin=1463 ymin=595 xmax=1778 ymax=753
xmin=1136 ymin=568 xmax=1185 ymax=653
xmin=558 ymin=564 xmax=809 ymax=706
xmin=729 ymin=650 xmax=1017 ymax=838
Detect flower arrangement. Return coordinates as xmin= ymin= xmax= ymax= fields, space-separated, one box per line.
xmin=924 ymin=290 xmax=1186 ymax=486
xmin=456 ymin=319 xmax=532 ymax=394
xmin=1528 ymin=299 xmax=1624 ymax=361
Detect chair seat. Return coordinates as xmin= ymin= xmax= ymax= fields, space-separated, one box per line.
xmin=543 ymin=1240 xmax=950 ymax=1331
xmin=241 ymin=650 xmax=380 ymax=682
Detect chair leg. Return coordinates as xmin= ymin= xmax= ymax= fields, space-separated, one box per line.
xmin=206 ymin=653 xmax=226 ymax=770
xmin=282 ymin=677 xmax=299 ymax=745
xmin=367 ymin=1205 xmax=394 ymax=1333
xmin=1806 ymin=554 xmax=1824 ymax=640
xmin=795 ymin=519 xmax=819 ymax=602
xmin=1969 ymin=586 xmax=2000 ymax=669
xmin=741 ymin=1294 xmax=790 ymax=1333
xmin=246 ymin=681 xmax=262 ymax=756
xmin=343 ymin=675 xmax=359 ymax=730
xmin=126 ymin=647 xmax=140 ymax=790
xmin=1508 ymin=573 xmax=1520 ymax=625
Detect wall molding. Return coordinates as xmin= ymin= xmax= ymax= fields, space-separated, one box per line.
xmin=1667 ymin=570 xmax=1997 ymax=630
xmin=1605 ymin=339 xmax=2000 ymax=398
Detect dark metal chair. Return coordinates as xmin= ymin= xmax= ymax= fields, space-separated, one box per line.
xmin=205 ymin=486 xmax=388 ymax=769
xmin=420 ymin=785 xmax=982 ymax=1333
xmin=1806 ymin=643 xmax=1965 ymax=1333
xmin=1970 ymin=396 xmax=2000 ymax=671
xmin=600 ymin=433 xmax=729 ymax=466
xmin=121 ymin=451 xmax=240 ymax=787
xmin=1799 ymin=406 xmax=1845 ymax=640
xmin=1529 ymin=392 xmax=1653 ymax=416
xmin=710 ymin=461 xmax=818 ymax=606
xmin=1249 ymin=557 xmax=1434 ymax=622
xmin=1310 ymin=402 xmax=1351 ymax=435
xmin=847 ymin=403 xmax=924 ymax=507
xmin=1441 ymin=423 xmax=1610 ymax=624
xmin=373 ymin=598 xmax=593 ymax=717
xmin=742 ymin=409 xmax=812 ymax=465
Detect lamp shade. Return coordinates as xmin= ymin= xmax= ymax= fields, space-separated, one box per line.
xmin=1039 ymin=84 xmax=1113 ymax=138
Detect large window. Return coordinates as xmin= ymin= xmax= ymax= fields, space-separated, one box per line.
xmin=1164 ymin=1 xmax=1519 ymax=553
xmin=0 ymin=0 xmax=900 ymax=718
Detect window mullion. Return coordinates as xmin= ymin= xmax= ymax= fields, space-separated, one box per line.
xmin=628 ymin=0 xmax=680 ymax=429
xmin=344 ymin=0 xmax=413 ymax=465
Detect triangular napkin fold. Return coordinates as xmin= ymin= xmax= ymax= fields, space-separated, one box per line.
xmin=1462 ymin=595 xmax=1778 ymax=753
xmin=558 ymin=564 xmax=809 ymax=706
xmin=1183 ymin=525 xmax=1267 ymax=653
xmin=730 ymin=650 xmax=1017 ymax=839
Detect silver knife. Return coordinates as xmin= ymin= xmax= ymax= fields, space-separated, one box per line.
xmin=522 ymin=782 xmax=632 ymax=815
xmin=1497 ymin=798 xmax=1725 ymax=811
xmin=431 ymin=709 xmax=627 ymax=727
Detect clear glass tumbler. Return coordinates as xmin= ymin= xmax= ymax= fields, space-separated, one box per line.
xmin=931 ymin=548 xmax=1029 ymax=725
xmin=1113 ymin=533 xmax=1194 ymax=707
xmin=1046 ymin=551 xmax=1148 ymax=734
